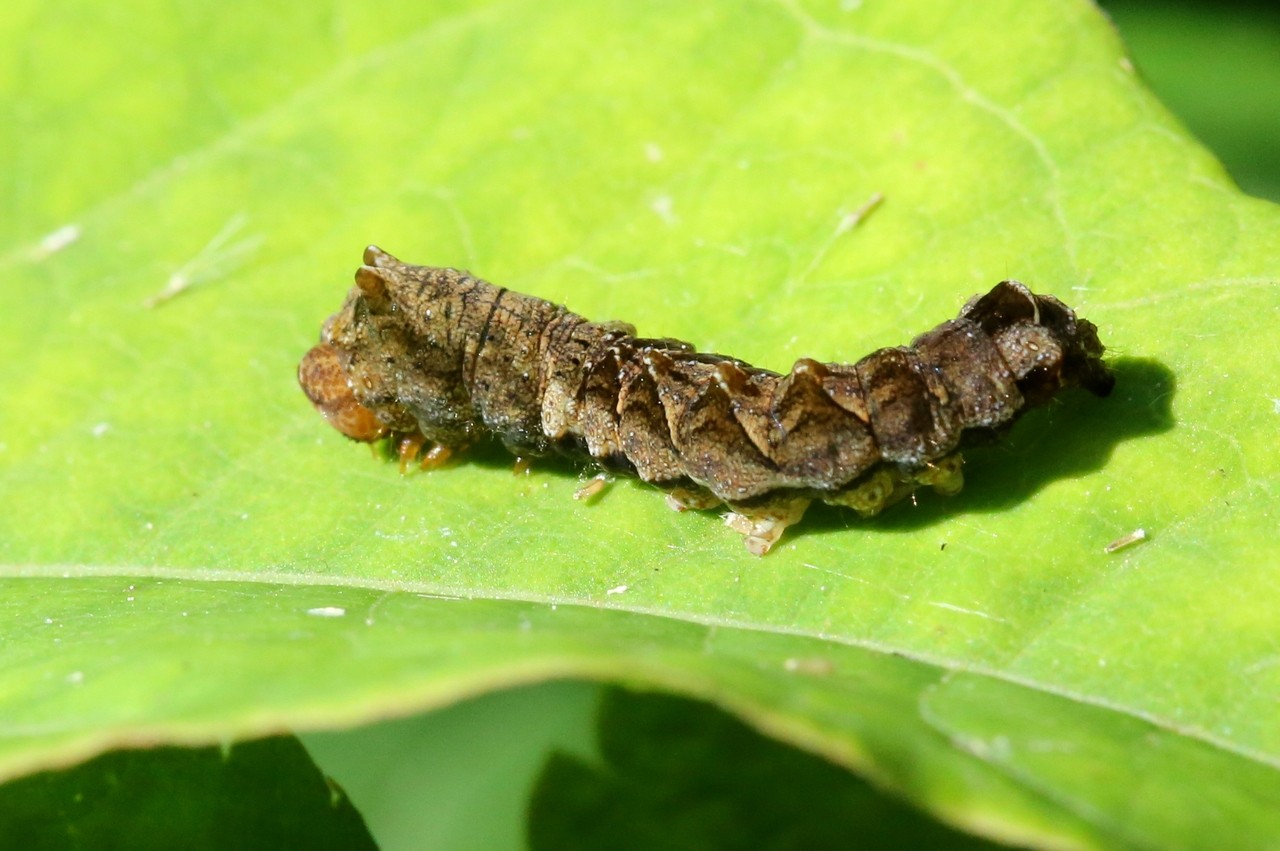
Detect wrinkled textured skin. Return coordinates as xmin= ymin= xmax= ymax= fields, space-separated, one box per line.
xmin=299 ymin=246 xmax=1113 ymax=553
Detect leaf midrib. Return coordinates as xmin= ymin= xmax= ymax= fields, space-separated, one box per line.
xmin=5 ymin=561 xmax=1275 ymax=774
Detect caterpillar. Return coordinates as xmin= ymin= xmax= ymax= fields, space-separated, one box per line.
xmin=299 ymin=246 xmax=1113 ymax=554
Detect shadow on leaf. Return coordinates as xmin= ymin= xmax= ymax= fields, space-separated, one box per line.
xmin=0 ymin=736 xmax=375 ymax=851
xmin=528 ymin=687 xmax=1016 ymax=851
xmin=798 ymin=356 xmax=1175 ymax=539
xmin=366 ymin=357 xmax=1174 ymax=547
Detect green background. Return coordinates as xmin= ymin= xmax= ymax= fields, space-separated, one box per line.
xmin=1 ymin=1 xmax=1278 ymax=849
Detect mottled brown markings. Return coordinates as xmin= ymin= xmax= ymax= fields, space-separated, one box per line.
xmin=299 ymin=246 xmax=1114 ymax=554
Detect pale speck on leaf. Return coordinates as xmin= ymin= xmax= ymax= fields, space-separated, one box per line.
xmin=1105 ymin=528 xmax=1147 ymax=553
xmin=32 ymin=223 xmax=81 ymax=258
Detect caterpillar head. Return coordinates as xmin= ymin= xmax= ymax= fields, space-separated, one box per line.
xmin=962 ymin=280 xmax=1114 ymax=405
xmin=297 ymin=341 xmax=388 ymax=442
xmin=297 ymin=246 xmax=417 ymax=442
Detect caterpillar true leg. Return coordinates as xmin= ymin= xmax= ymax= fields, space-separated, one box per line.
xmin=396 ymin=433 xmax=426 ymax=473
xmin=418 ymin=443 xmax=454 ymax=471
xmin=394 ymin=434 xmax=455 ymax=473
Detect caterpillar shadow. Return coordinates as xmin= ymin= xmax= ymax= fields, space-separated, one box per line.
xmin=388 ymin=357 xmax=1174 ymax=547
xmin=794 ymin=356 xmax=1176 ymax=541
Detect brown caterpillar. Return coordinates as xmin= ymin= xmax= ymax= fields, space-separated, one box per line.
xmin=299 ymin=246 xmax=1113 ymax=554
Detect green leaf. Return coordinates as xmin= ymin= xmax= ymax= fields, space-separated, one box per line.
xmin=303 ymin=681 xmax=602 ymax=851
xmin=1103 ymin=0 xmax=1280 ymax=202
xmin=528 ymin=686 xmax=1004 ymax=851
xmin=2 ymin=1 xmax=1278 ymax=848
xmin=0 ymin=735 xmax=376 ymax=850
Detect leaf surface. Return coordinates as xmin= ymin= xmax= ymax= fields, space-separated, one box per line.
xmin=2 ymin=1 xmax=1278 ymax=847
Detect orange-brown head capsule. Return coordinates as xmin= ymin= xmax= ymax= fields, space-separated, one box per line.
xmin=297 ymin=343 xmax=388 ymax=442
